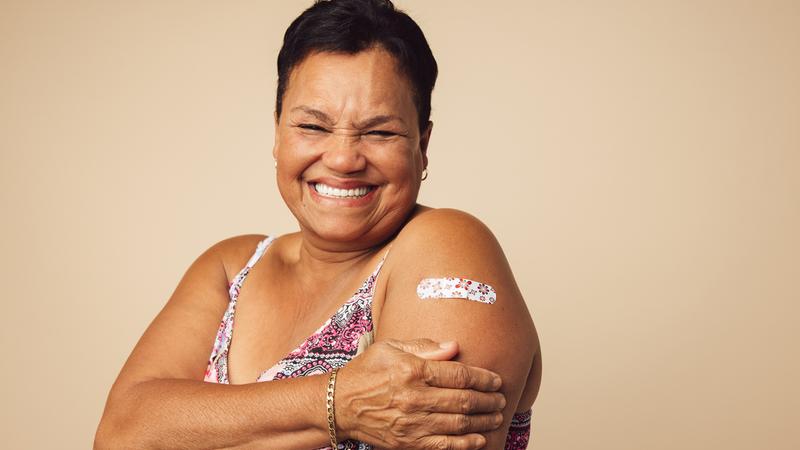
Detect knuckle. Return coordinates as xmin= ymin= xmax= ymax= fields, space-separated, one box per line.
xmin=398 ymin=359 xmax=418 ymax=381
xmin=417 ymin=337 xmax=437 ymax=347
xmin=453 ymin=365 xmax=470 ymax=388
xmin=395 ymin=389 xmax=418 ymax=412
xmin=421 ymin=360 xmax=436 ymax=385
xmin=411 ymin=337 xmax=435 ymax=347
xmin=459 ymin=391 xmax=474 ymax=413
xmin=456 ymin=414 xmax=471 ymax=433
xmin=404 ymin=338 xmax=430 ymax=353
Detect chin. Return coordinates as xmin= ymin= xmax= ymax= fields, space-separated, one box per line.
xmin=303 ymin=212 xmax=409 ymax=248
xmin=307 ymin=227 xmax=378 ymax=249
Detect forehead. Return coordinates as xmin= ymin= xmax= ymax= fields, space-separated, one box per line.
xmin=283 ymin=47 xmax=417 ymax=121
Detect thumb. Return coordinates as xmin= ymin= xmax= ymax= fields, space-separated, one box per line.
xmin=385 ymin=338 xmax=459 ymax=360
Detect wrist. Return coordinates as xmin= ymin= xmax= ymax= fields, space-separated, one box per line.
xmin=331 ymin=366 xmax=354 ymax=442
xmin=326 ymin=369 xmax=341 ymax=447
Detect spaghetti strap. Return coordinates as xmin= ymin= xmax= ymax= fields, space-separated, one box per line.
xmin=205 ymin=235 xmax=276 ymax=384
xmin=244 ymin=235 xmax=276 ymax=270
xmin=228 ymin=235 xmax=276 ymax=289
xmin=371 ymin=243 xmax=393 ymax=278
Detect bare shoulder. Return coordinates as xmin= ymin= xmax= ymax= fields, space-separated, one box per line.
xmin=388 ymin=207 xmax=510 ymax=286
xmin=398 ymin=207 xmax=495 ymax=241
xmin=103 ymin=233 xmax=271 ymax=395
xmin=210 ymin=233 xmax=271 ymax=283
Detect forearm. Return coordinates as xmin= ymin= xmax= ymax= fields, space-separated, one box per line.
xmin=95 ymin=375 xmax=333 ymax=450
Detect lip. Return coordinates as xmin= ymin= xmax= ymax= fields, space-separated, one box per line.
xmin=307 ymin=181 xmax=379 ymax=207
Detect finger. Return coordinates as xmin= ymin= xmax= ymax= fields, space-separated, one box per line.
xmin=384 ymin=338 xmax=459 ymax=360
xmin=424 ymin=411 xmax=505 ymax=436
xmin=419 ymin=387 xmax=506 ymax=414
xmin=423 ymin=360 xmax=503 ymax=391
xmin=415 ymin=433 xmax=487 ymax=450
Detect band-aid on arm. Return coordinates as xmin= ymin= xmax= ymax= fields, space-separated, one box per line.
xmin=416 ymin=277 xmax=497 ymax=305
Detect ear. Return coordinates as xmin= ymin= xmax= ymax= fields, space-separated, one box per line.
xmin=420 ymin=120 xmax=433 ymax=169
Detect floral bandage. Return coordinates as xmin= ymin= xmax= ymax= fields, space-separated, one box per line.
xmin=416 ymin=277 xmax=496 ymax=305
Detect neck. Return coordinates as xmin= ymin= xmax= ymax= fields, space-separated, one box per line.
xmin=299 ymin=238 xmax=377 ymax=273
xmin=285 ymin=203 xmax=422 ymax=283
xmin=286 ymin=228 xmax=391 ymax=288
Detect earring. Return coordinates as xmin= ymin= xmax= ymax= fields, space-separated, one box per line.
xmin=274 ymin=158 xmax=277 ymax=169
xmin=421 ymin=168 xmax=428 ymax=181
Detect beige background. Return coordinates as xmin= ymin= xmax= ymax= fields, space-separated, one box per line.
xmin=1 ymin=0 xmax=798 ymax=448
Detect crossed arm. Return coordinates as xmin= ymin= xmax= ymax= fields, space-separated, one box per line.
xmin=95 ymin=210 xmax=540 ymax=449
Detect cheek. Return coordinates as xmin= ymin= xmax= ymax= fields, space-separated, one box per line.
xmin=371 ymin=144 xmax=421 ymax=176
xmin=368 ymin=153 xmax=421 ymax=194
xmin=277 ymin=134 xmax=317 ymax=171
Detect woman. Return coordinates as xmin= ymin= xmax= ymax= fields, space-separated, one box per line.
xmin=95 ymin=0 xmax=541 ymax=449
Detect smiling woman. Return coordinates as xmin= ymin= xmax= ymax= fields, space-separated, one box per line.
xmin=95 ymin=1 xmax=541 ymax=449
xmin=276 ymin=48 xmax=427 ymax=246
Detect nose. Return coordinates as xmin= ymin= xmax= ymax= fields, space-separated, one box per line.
xmin=321 ymin=133 xmax=367 ymax=174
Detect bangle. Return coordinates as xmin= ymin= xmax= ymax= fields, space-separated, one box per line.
xmin=326 ymin=368 xmax=340 ymax=449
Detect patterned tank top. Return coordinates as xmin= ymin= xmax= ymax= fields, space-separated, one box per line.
xmin=203 ymin=235 xmax=532 ymax=449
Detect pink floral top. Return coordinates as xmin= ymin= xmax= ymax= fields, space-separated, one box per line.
xmin=203 ymin=235 xmax=532 ymax=449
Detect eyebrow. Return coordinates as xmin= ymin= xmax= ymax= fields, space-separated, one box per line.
xmin=290 ymin=105 xmax=406 ymax=129
xmin=291 ymin=106 xmax=334 ymax=125
xmin=357 ymin=114 xmax=405 ymax=130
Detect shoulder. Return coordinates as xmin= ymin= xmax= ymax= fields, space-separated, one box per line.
xmin=208 ymin=233 xmax=271 ymax=283
xmin=388 ymin=207 xmax=508 ymax=281
xmin=399 ymin=207 xmax=494 ymax=239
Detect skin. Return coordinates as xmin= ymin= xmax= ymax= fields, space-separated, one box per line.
xmin=94 ymin=46 xmax=540 ymax=450
xmin=269 ymin=47 xmax=542 ymax=448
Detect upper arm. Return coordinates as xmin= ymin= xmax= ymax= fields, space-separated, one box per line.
xmin=104 ymin=235 xmax=264 ymax=401
xmin=375 ymin=209 xmax=539 ymax=449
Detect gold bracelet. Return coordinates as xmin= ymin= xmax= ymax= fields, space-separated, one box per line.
xmin=326 ymin=368 xmax=339 ymax=449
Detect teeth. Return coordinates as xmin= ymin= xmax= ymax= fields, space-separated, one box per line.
xmin=314 ymin=183 xmax=373 ymax=198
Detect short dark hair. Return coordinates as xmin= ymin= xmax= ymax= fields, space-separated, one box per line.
xmin=276 ymin=0 xmax=438 ymax=132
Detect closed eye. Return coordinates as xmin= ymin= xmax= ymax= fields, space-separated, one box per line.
xmin=298 ymin=124 xmax=329 ymax=132
xmin=365 ymin=130 xmax=397 ymax=137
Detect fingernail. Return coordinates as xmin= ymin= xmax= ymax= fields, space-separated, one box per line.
xmin=498 ymin=395 xmax=507 ymax=409
xmin=493 ymin=376 xmax=502 ymax=389
xmin=439 ymin=340 xmax=455 ymax=349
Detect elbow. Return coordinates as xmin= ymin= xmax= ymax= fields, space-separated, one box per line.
xmin=94 ymin=414 xmax=141 ymax=450
xmin=95 ymin=404 xmax=151 ymax=449
xmin=96 ymin=380 xmax=157 ymax=449
xmin=94 ymin=416 xmax=124 ymax=449
xmin=94 ymin=420 xmax=115 ymax=449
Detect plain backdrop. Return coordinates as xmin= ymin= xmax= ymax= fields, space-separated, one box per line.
xmin=1 ymin=0 xmax=799 ymax=449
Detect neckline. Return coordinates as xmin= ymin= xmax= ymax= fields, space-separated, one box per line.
xmin=225 ymin=237 xmax=391 ymax=384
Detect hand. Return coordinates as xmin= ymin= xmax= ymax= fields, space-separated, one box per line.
xmin=334 ymin=338 xmax=506 ymax=449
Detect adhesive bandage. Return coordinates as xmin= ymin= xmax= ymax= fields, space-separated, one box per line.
xmin=416 ymin=277 xmax=496 ymax=305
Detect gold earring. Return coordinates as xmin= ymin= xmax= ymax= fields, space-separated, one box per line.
xmin=421 ymin=168 xmax=428 ymax=181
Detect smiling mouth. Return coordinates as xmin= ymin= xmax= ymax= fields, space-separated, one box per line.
xmin=310 ymin=182 xmax=376 ymax=199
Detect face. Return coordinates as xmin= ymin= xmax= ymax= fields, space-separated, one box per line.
xmin=273 ymin=47 xmax=432 ymax=247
